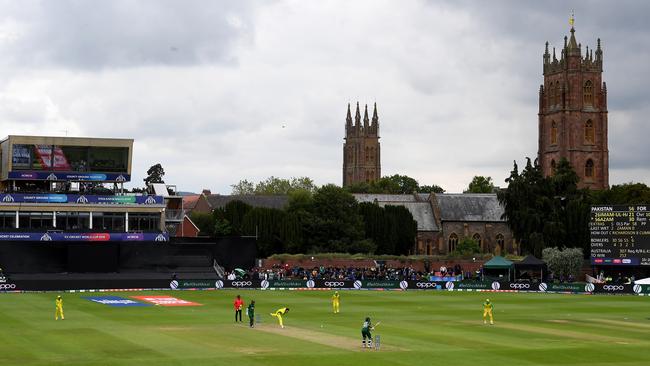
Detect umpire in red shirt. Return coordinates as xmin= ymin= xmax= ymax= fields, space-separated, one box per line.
xmin=234 ymin=295 xmax=244 ymax=322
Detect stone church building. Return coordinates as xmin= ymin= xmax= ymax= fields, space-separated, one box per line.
xmin=340 ymin=102 xmax=516 ymax=255
xmin=339 ymin=22 xmax=611 ymax=254
xmin=538 ymin=23 xmax=609 ymax=189
xmin=354 ymin=193 xmax=516 ymax=255
xmin=342 ymin=102 xmax=381 ymax=186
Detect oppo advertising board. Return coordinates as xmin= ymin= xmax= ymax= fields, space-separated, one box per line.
xmin=8 ymin=279 xmax=647 ymax=293
xmin=590 ymin=205 xmax=650 ymax=266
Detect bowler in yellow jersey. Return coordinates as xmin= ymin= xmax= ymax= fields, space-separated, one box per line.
xmin=270 ymin=307 xmax=289 ymax=328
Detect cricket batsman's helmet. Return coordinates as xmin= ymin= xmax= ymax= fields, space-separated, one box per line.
xmin=486 ymin=299 xmax=490 ymax=303
xmin=366 ymin=317 xmax=370 ymax=322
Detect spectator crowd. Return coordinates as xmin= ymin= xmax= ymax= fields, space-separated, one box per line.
xmin=224 ymin=263 xmax=467 ymax=281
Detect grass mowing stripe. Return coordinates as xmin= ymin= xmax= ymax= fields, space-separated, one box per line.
xmin=2 ymin=290 xmax=650 ymax=366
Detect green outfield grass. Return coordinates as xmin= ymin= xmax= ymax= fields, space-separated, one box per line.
xmin=1 ymin=290 xmax=649 ymax=366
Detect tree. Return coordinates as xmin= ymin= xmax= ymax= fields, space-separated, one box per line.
xmin=289 ymin=177 xmax=317 ymax=193
xmin=498 ymin=157 xmax=591 ymax=257
xmin=345 ymin=174 xmax=442 ymax=194
xmin=345 ymin=181 xmax=372 ymax=193
xmin=384 ymin=205 xmax=417 ymax=255
xmin=306 ymin=184 xmax=365 ymax=253
xmin=144 ymin=163 xmax=165 ymax=186
xmin=190 ymin=212 xmax=215 ymax=236
xmin=241 ymin=207 xmax=302 ymax=256
xmin=453 ymin=237 xmax=481 ymax=256
xmin=254 ymin=176 xmax=292 ymax=195
xmin=591 ymin=182 xmax=650 ymax=204
xmin=358 ymin=202 xmax=394 ymax=254
xmin=231 ymin=176 xmax=317 ymax=195
xmin=230 ymin=179 xmax=255 ymax=195
xmin=419 ymin=184 xmax=445 ymax=194
xmin=498 ymin=158 xmax=553 ymax=256
xmin=383 ymin=174 xmax=419 ymax=194
xmin=214 ymin=200 xmax=252 ymax=236
xmin=214 ymin=217 xmax=232 ymax=236
xmin=465 ymin=176 xmax=496 ymax=193
xmin=542 ymin=247 xmax=583 ymax=281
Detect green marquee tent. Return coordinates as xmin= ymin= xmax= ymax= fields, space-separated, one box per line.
xmin=482 ymin=256 xmax=514 ymax=281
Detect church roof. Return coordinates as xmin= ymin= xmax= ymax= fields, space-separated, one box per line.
xmin=352 ymin=194 xmax=438 ymax=231
xmin=434 ymin=193 xmax=505 ymax=222
xmin=353 ymin=194 xmax=417 ymax=203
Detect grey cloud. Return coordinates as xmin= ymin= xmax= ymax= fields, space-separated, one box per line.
xmin=0 ymin=0 xmax=255 ymax=69
xmin=0 ymin=1 xmax=648 ymax=194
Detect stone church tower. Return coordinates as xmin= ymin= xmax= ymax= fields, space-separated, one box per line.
xmin=538 ymin=21 xmax=609 ymax=189
xmin=343 ymin=102 xmax=381 ymax=186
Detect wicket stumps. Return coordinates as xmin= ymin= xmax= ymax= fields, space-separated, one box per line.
xmin=374 ymin=335 xmax=381 ymax=350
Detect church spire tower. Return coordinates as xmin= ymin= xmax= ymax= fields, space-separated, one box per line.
xmin=343 ymin=101 xmax=381 ymax=187
xmin=538 ymin=14 xmax=609 ymax=189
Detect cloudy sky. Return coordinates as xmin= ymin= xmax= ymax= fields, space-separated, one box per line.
xmin=0 ymin=0 xmax=648 ymax=193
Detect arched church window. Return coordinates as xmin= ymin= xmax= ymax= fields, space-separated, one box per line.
xmin=585 ymin=120 xmax=594 ymax=144
xmin=448 ymin=233 xmax=458 ymax=253
xmin=551 ymin=121 xmax=558 ymax=145
xmin=583 ymin=80 xmax=593 ymax=106
xmin=472 ymin=233 xmax=482 ymax=248
xmin=496 ymin=233 xmax=505 ymax=248
xmin=551 ymin=159 xmax=556 ymax=173
xmin=585 ymin=159 xmax=594 ymax=178
xmin=548 ymin=83 xmax=554 ymax=107
xmin=555 ymin=81 xmax=561 ymax=106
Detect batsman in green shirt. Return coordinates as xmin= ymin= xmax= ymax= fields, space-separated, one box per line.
xmin=247 ymin=300 xmax=255 ymax=328
xmin=361 ymin=317 xmax=374 ymax=348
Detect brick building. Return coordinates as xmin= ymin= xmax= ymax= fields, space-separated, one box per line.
xmin=538 ymin=21 xmax=609 ymax=189
xmin=182 ymin=193 xmax=289 ymax=215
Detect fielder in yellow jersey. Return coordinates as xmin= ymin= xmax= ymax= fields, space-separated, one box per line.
xmin=270 ymin=307 xmax=289 ymax=328
xmin=55 ymin=296 xmax=65 ymax=320
xmin=332 ymin=291 xmax=340 ymax=313
xmin=483 ymin=299 xmax=493 ymax=325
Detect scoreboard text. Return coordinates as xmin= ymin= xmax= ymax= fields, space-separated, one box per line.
xmin=590 ymin=205 xmax=650 ymax=266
